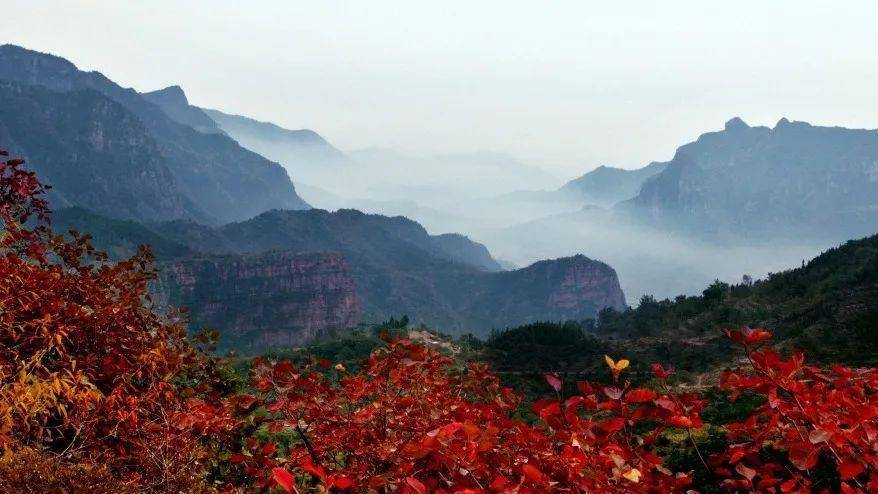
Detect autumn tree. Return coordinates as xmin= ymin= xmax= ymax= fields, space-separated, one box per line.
xmin=0 ymin=150 xmax=222 ymax=492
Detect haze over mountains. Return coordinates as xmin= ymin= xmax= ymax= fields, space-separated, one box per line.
xmin=2 ymin=43 xmax=878 ymax=349
xmin=0 ymin=44 xmax=628 ymax=348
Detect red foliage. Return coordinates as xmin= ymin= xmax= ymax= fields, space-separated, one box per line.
xmin=0 ymin=150 xmax=222 ymax=491
xmin=711 ymin=327 xmax=878 ymax=492
xmin=221 ymin=328 xmax=878 ymax=492
xmin=224 ymin=338 xmax=703 ymax=492
xmin=3 ymin=150 xmax=877 ymax=492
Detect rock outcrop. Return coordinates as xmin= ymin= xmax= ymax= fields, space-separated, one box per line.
xmin=456 ymin=254 xmax=626 ymax=330
xmin=155 ymin=251 xmax=361 ymax=352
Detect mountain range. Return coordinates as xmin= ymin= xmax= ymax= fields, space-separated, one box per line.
xmin=482 ymin=117 xmax=878 ymax=301
xmin=56 ymin=207 xmax=626 ymax=350
xmin=621 ymin=117 xmax=878 ymax=242
xmin=5 ymin=42 xmax=878 ymax=352
xmin=509 ymin=117 xmax=878 ymax=246
xmin=0 ymin=44 xmax=309 ymax=223
xmin=201 ymin=106 xmax=352 ymax=186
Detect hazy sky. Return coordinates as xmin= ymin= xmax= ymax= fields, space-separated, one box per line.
xmin=8 ymin=1 xmax=878 ymax=176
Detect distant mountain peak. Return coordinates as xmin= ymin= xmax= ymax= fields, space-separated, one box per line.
xmin=558 ymin=161 xmax=668 ymax=207
xmin=724 ymin=116 xmax=750 ymax=131
xmin=141 ymin=85 xmax=223 ymax=134
xmin=773 ymin=117 xmax=812 ymax=130
xmin=143 ymin=84 xmax=189 ymax=105
xmin=624 ymin=117 xmax=878 ymax=241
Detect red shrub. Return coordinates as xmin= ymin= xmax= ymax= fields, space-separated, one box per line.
xmin=0 ymin=151 xmax=218 ymax=491
xmin=711 ymin=327 xmax=878 ymax=492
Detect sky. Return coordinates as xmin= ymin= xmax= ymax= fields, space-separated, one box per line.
xmin=7 ymin=1 xmax=878 ymax=176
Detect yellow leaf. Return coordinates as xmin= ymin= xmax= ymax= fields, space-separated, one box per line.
xmin=622 ymin=468 xmax=642 ymax=483
xmin=605 ymin=355 xmax=630 ymax=372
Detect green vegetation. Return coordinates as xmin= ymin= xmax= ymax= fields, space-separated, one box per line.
xmin=53 ymin=207 xmax=195 ymax=260
xmin=593 ymin=234 xmax=878 ymax=365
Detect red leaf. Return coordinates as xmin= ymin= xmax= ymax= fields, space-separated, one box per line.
xmin=533 ymin=399 xmax=561 ymax=419
xmin=300 ymin=459 xmax=326 ymax=479
xmin=780 ymin=479 xmax=799 ymax=492
xmin=576 ymin=381 xmax=594 ymax=395
xmin=490 ymin=474 xmax=510 ymax=490
xmin=808 ymin=429 xmax=831 ymax=444
xmin=543 ymin=374 xmax=562 ymax=392
xmin=262 ymin=441 xmax=276 ymax=456
xmin=329 ymin=474 xmax=354 ymax=490
xmin=404 ymin=476 xmax=427 ymax=494
xmin=598 ymin=417 xmax=626 ymax=433
xmin=272 ymin=467 xmax=295 ymax=493
xmin=625 ymin=387 xmax=657 ymax=403
xmin=522 ymin=463 xmax=545 ymax=483
xmin=743 ymin=327 xmax=772 ymax=345
xmin=789 ymin=443 xmax=819 ymax=470
xmin=666 ymin=415 xmax=693 ymax=428
xmin=603 ymin=386 xmax=623 ymax=400
xmin=233 ymin=393 xmax=257 ymax=411
xmin=654 ymin=396 xmax=677 ymax=412
xmin=651 ymin=363 xmax=673 ymax=379
xmin=735 ymin=462 xmax=756 ymax=481
xmin=838 ymin=461 xmax=864 ymax=480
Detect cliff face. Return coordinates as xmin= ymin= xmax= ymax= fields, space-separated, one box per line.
xmin=156 ymin=251 xmax=361 ymax=352
xmin=457 ymin=254 xmax=626 ymax=330
xmin=545 ymin=255 xmax=627 ymax=312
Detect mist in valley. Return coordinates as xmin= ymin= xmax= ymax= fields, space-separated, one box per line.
xmin=289 ymin=150 xmax=831 ymax=305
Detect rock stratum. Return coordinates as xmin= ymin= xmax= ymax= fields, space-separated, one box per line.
xmin=154 ymin=251 xmax=362 ymax=352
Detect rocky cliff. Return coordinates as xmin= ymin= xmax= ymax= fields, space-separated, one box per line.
xmin=455 ymin=254 xmax=626 ymax=329
xmin=155 ymin=251 xmax=361 ymax=352
xmin=142 ymin=85 xmax=222 ymax=134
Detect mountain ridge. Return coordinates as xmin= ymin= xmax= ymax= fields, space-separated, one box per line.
xmin=0 ymin=44 xmax=310 ymax=222
xmin=620 ymin=116 xmax=878 ymax=241
xmin=54 ymin=206 xmax=626 ymax=341
xmin=0 ymin=79 xmax=208 ymax=222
